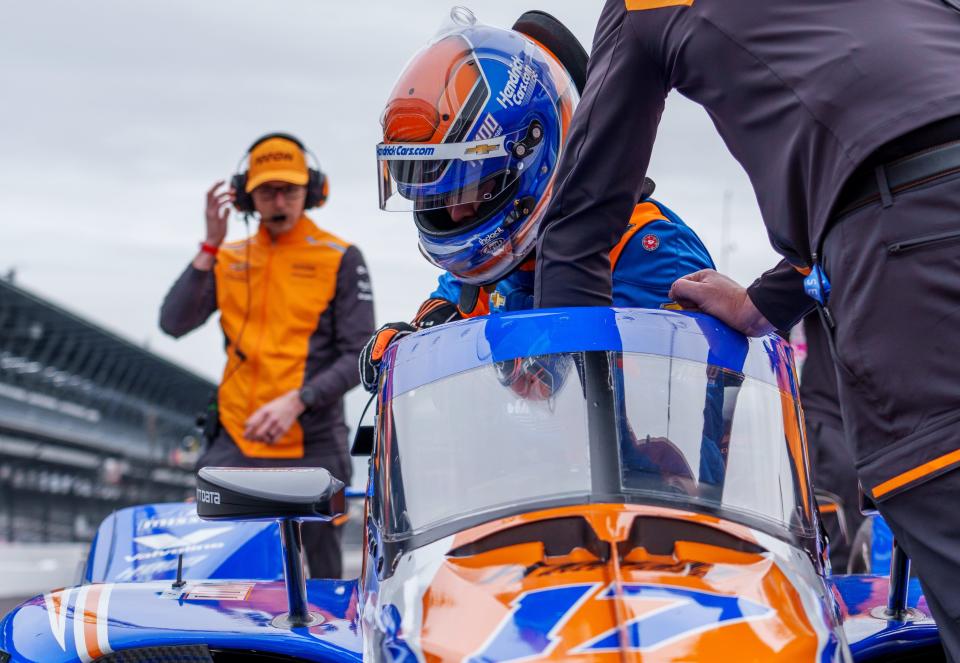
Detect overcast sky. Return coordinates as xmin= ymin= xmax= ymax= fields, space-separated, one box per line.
xmin=1 ymin=0 xmax=780 ymax=388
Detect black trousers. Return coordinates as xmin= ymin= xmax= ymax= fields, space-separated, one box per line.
xmin=823 ymin=170 xmax=960 ymax=659
xmin=197 ymin=430 xmax=350 ymax=579
xmin=806 ymin=417 xmax=864 ymax=573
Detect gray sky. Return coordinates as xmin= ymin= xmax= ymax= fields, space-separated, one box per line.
xmin=0 ymin=0 xmax=780 ymax=386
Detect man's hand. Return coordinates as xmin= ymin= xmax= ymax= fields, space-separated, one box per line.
xmin=205 ymin=180 xmax=234 ymax=248
xmin=359 ymin=322 xmax=416 ymax=393
xmin=669 ymin=269 xmax=775 ymax=337
xmin=244 ymin=390 xmax=306 ymax=443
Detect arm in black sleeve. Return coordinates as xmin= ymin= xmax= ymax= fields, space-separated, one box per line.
xmin=302 ymin=246 xmax=376 ymax=409
xmin=159 ymin=264 xmax=218 ymax=338
xmin=534 ymin=0 xmax=668 ymax=308
xmin=745 ymin=259 xmax=815 ymax=332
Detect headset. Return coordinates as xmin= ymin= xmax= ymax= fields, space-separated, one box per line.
xmin=231 ymin=132 xmax=329 ymax=212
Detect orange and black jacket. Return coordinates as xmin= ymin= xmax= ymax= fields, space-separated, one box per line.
xmin=160 ymin=216 xmax=375 ymax=459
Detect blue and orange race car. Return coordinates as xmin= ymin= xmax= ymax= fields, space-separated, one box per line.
xmin=0 ymin=308 xmax=944 ymax=661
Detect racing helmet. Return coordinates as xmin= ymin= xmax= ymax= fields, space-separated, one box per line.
xmin=376 ymin=7 xmax=585 ymax=285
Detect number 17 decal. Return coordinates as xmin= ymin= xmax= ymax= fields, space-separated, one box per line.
xmin=468 ymin=583 xmax=774 ymax=662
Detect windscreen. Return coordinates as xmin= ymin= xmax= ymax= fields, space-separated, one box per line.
xmin=614 ymin=352 xmax=811 ymax=535
xmin=382 ymin=353 xmax=591 ymax=537
xmin=380 ymin=350 xmax=811 ymax=539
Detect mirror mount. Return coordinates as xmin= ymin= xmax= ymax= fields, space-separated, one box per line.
xmin=196 ymin=466 xmax=343 ymax=629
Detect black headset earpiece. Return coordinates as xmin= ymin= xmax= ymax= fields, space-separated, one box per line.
xmin=232 ymin=132 xmax=328 ymax=212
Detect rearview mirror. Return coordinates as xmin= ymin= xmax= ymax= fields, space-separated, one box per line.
xmin=195 ymin=466 xmax=343 ymax=521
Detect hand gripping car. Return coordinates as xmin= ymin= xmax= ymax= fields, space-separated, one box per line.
xmin=0 ymin=307 xmax=944 ymax=662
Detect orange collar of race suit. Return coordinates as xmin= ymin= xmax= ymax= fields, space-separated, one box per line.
xmin=255 ymin=215 xmax=314 ymax=246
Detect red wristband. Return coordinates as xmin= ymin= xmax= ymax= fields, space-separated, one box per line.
xmin=199 ymin=242 xmax=219 ymax=256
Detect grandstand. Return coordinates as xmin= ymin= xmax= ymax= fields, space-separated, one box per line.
xmin=0 ymin=277 xmax=215 ymax=543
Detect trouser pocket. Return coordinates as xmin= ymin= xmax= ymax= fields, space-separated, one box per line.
xmin=887 ymin=229 xmax=960 ymax=255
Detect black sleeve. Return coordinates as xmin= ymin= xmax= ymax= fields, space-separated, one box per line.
xmin=746 ymin=259 xmax=816 ymax=332
xmin=534 ymin=0 xmax=668 ymax=308
xmin=159 ymin=265 xmax=218 ymax=338
xmin=302 ymin=246 xmax=376 ymax=408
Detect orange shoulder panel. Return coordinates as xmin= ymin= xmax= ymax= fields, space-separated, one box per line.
xmin=626 ymin=0 xmax=694 ymax=9
xmin=609 ymin=202 xmax=667 ymax=270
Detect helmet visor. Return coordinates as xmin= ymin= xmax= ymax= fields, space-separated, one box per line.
xmin=377 ymin=127 xmax=530 ymax=212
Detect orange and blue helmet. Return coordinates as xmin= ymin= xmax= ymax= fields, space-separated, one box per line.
xmin=376 ymin=8 xmax=585 ymax=285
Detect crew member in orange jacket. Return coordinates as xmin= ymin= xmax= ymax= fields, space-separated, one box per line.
xmin=160 ymin=133 xmax=375 ymax=578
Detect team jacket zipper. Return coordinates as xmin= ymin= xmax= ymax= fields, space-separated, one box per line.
xmin=887 ymin=229 xmax=960 ymax=255
xmin=247 ymin=244 xmax=274 ymax=420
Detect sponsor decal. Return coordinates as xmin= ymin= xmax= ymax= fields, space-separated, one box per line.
xmin=481 ymin=238 xmax=506 ymax=256
xmin=196 ymin=487 xmax=221 ymax=505
xmin=377 ymin=138 xmax=506 ymax=162
xmin=44 ymin=584 xmax=114 ymax=662
xmin=468 ymin=582 xmax=774 ymax=661
xmin=114 ymin=555 xmax=209 ymax=582
xmin=642 ymin=233 xmax=660 ymax=251
xmin=253 ymin=151 xmax=295 ymax=166
xmin=474 ymin=113 xmax=502 ymax=142
xmin=376 ymin=144 xmax=437 ymax=158
xmin=125 ymin=526 xmax=232 ymax=563
xmin=465 ymin=143 xmax=499 ymax=156
xmin=478 ymin=227 xmax=504 ymax=246
xmin=43 ymin=587 xmax=73 ymax=651
xmin=138 ymin=512 xmax=201 ymax=531
xmin=497 ymin=53 xmax=539 ymax=109
xmin=161 ymin=582 xmax=257 ymax=601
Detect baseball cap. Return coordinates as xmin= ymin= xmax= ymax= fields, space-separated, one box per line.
xmin=245 ymin=136 xmax=309 ymax=192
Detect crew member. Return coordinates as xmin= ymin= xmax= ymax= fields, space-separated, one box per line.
xmin=533 ymin=1 xmax=960 ymax=650
xmin=160 ymin=133 xmax=375 ymax=578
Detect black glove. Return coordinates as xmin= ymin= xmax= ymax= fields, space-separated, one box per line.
xmin=359 ymin=322 xmax=416 ymax=393
xmin=413 ymin=298 xmax=461 ymax=328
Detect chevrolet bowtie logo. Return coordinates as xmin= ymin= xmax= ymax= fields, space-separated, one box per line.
xmin=465 ymin=144 xmax=498 ymax=156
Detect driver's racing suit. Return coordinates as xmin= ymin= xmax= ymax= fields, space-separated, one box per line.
xmin=363 ymin=199 xmax=727 ymax=485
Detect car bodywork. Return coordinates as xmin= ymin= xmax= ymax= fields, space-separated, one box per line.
xmin=0 ymin=308 xmax=942 ymax=662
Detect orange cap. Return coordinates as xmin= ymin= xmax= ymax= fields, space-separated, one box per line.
xmin=245 ymin=136 xmax=309 ymax=192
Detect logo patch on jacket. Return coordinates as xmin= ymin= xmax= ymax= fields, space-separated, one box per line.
xmin=642 ymin=234 xmax=660 ymax=251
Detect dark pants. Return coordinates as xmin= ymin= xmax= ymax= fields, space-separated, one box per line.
xmin=807 ymin=417 xmax=864 ymax=573
xmin=197 ymin=429 xmax=350 ymax=579
xmin=823 ymin=170 xmax=960 ymax=658
xmin=881 ymin=470 xmax=960 ymax=662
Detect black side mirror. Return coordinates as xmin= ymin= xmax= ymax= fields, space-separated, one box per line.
xmin=195 ymin=466 xmax=343 ymax=521
xmin=195 ymin=466 xmax=344 ymax=629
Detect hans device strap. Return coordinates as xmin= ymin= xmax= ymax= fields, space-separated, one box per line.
xmin=231 ymin=132 xmax=329 ymax=212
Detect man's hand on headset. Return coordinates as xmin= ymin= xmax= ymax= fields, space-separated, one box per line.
xmin=205 ymin=180 xmax=234 ymax=248
xmin=244 ymin=390 xmax=306 ymax=444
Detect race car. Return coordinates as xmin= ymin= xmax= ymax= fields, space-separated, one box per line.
xmin=0 ymin=307 xmax=944 ymax=661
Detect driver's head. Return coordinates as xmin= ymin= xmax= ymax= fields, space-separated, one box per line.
xmin=376 ymin=8 xmax=586 ymax=286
